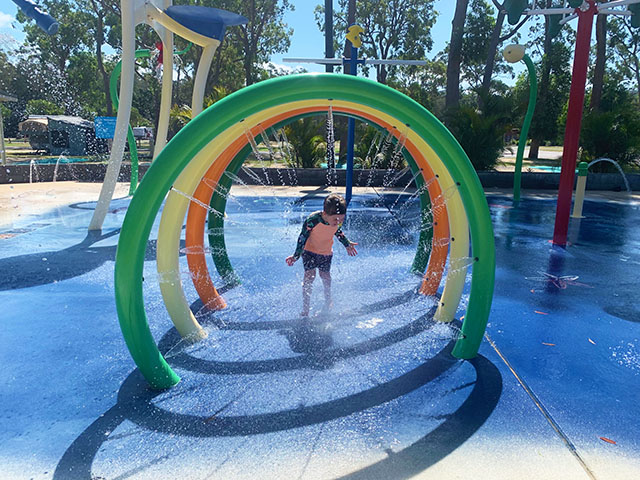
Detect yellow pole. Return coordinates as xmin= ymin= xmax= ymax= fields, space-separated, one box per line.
xmin=571 ymin=161 xmax=589 ymax=218
xmin=0 ymin=94 xmax=16 ymax=166
xmin=0 ymin=108 xmax=6 ymax=166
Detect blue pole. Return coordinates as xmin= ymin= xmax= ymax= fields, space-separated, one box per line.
xmin=345 ymin=44 xmax=358 ymax=204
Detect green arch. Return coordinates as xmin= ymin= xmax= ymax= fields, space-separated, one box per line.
xmin=115 ymin=74 xmax=495 ymax=389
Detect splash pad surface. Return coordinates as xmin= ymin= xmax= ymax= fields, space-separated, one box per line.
xmin=0 ymin=182 xmax=639 ymax=479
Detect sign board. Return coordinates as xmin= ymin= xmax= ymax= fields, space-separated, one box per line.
xmin=94 ymin=116 xmax=117 ymax=139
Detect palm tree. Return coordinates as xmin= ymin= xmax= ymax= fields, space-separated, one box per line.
xmin=284 ymin=117 xmax=325 ymax=168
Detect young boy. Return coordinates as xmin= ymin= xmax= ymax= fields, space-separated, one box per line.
xmin=286 ymin=193 xmax=358 ymax=317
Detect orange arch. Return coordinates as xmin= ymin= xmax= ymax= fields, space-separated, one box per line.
xmin=184 ymin=106 xmax=450 ymax=310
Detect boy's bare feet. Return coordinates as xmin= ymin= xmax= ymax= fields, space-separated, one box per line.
xmin=321 ymin=301 xmax=333 ymax=313
xmin=300 ymin=310 xmax=310 ymax=318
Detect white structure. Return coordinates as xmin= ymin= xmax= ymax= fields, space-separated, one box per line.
xmin=0 ymin=93 xmax=17 ymax=166
xmin=89 ymin=0 xmax=246 ymax=231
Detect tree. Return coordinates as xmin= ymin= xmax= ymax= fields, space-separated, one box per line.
xmin=608 ymin=16 xmax=640 ymax=104
xmin=580 ymin=81 xmax=640 ymax=170
xmin=83 ymin=0 xmax=120 ymax=116
xmin=460 ymin=0 xmax=498 ymax=93
xmin=479 ymin=0 xmax=527 ymax=100
xmin=67 ymin=51 xmax=109 ymax=117
xmin=16 ymin=0 xmax=94 ymax=116
xmin=284 ymin=116 xmax=325 ymax=168
xmin=0 ymin=50 xmax=17 ymax=98
xmin=16 ymin=0 xmax=90 ymax=76
xmin=25 ymin=99 xmax=64 ymax=116
xmin=445 ymin=0 xmax=470 ymax=109
xmin=445 ymin=97 xmax=512 ymax=170
xmin=590 ymin=10 xmax=607 ymax=112
xmin=323 ymin=0 xmax=437 ymax=84
xmin=389 ymin=59 xmax=447 ymax=116
xmin=213 ymin=0 xmax=294 ymax=86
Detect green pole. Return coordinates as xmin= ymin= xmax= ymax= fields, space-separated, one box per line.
xmin=513 ymin=54 xmax=537 ymax=203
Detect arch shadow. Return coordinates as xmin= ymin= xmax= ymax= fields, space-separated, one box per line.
xmin=54 ymin=333 xmax=501 ymax=479
xmin=0 ymin=230 xmax=188 ymax=291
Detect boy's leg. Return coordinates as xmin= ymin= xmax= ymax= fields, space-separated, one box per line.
xmin=302 ymin=269 xmax=316 ymax=316
xmin=319 ymin=270 xmax=332 ymax=310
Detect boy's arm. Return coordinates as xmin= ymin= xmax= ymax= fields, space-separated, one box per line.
xmin=335 ymin=226 xmax=352 ymax=248
xmin=336 ymin=226 xmax=358 ymax=256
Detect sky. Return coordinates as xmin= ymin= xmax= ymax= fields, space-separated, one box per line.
xmin=0 ymin=0 xmax=21 ymax=52
xmin=0 ymin=0 xmax=459 ymax=61
xmin=0 ymin=0 xmax=532 ymax=81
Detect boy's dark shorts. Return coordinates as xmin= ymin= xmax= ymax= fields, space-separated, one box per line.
xmin=302 ymin=250 xmax=333 ymax=272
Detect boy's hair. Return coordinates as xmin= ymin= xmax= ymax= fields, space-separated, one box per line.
xmin=323 ymin=193 xmax=347 ymax=215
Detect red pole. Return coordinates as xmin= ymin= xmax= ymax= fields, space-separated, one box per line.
xmin=552 ymin=1 xmax=596 ymax=247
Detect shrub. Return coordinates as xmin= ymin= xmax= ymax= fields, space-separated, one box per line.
xmin=284 ymin=116 xmax=325 ymax=168
xmin=444 ymin=104 xmax=509 ymax=171
xmin=25 ymin=99 xmax=63 ymax=116
xmin=580 ymin=107 xmax=640 ymax=171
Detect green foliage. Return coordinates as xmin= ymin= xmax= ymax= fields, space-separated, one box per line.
xmin=580 ymin=84 xmax=640 ymax=170
xmin=388 ymin=59 xmax=447 ymax=116
xmin=204 ymin=86 xmax=232 ymax=107
xmin=461 ymin=0 xmax=497 ymax=91
xmin=352 ymin=123 xmax=407 ymax=170
xmin=67 ymin=51 xmax=105 ymax=116
xmin=25 ymin=99 xmax=63 ymax=116
xmin=168 ymin=104 xmax=192 ymax=139
xmin=129 ymin=107 xmax=147 ymax=128
xmin=0 ymin=103 xmax=10 ymax=121
xmin=284 ymin=116 xmax=325 ymax=168
xmin=318 ymin=0 xmax=437 ymax=84
xmin=16 ymin=0 xmax=90 ymax=72
xmin=580 ymin=109 xmax=640 ymax=170
xmin=608 ymin=16 xmax=640 ymax=103
xmin=354 ymin=124 xmax=381 ymax=168
xmin=528 ymin=37 xmax=572 ymax=146
xmin=0 ymin=51 xmax=17 ymax=97
xmin=209 ymin=0 xmax=294 ymax=85
xmin=445 ymin=94 xmax=511 ymax=171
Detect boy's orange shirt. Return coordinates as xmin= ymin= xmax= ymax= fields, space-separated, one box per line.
xmin=292 ymin=211 xmax=351 ymax=259
xmin=304 ymin=221 xmax=340 ymax=255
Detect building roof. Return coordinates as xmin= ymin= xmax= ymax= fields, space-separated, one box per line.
xmin=45 ymin=115 xmax=94 ymax=128
xmin=18 ymin=115 xmax=94 ymax=131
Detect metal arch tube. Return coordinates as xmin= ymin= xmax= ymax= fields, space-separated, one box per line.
xmin=184 ymin=106 xmax=447 ymax=310
xmin=204 ymin=112 xmax=437 ymax=286
xmin=553 ymin=2 xmax=596 ymax=246
xmin=155 ymin=99 xmax=464 ymax=361
xmin=115 ymin=74 xmax=494 ymax=387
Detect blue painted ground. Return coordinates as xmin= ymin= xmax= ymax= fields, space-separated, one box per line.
xmin=0 ymin=184 xmax=638 ymax=479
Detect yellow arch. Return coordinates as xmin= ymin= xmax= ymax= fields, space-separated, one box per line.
xmin=156 ymin=100 xmax=469 ymax=338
